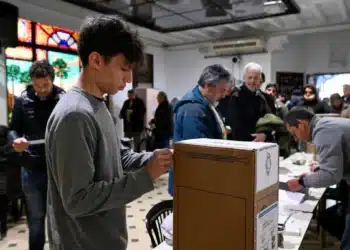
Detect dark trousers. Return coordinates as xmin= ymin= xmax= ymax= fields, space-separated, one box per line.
xmin=0 ymin=194 xmax=8 ymax=236
xmin=21 ymin=167 xmax=47 ymax=250
xmin=341 ymin=215 xmax=350 ymax=250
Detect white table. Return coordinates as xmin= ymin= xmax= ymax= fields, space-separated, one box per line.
xmin=154 ymin=153 xmax=327 ymax=250
xmin=279 ymin=153 xmax=326 ymax=213
xmin=154 ymin=211 xmax=314 ymax=250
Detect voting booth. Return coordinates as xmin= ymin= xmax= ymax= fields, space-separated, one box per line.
xmin=173 ymin=139 xmax=279 ymax=250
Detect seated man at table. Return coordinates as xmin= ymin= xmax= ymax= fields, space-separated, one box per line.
xmin=284 ymin=107 xmax=350 ymax=250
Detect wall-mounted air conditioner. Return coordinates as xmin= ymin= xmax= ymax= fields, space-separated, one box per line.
xmin=199 ymin=38 xmax=266 ymax=58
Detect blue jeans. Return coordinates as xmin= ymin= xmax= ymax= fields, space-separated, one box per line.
xmin=21 ymin=168 xmax=47 ymax=250
xmin=342 ymin=215 xmax=350 ymax=250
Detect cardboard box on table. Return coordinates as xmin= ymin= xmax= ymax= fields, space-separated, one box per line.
xmin=173 ymin=139 xmax=279 ymax=250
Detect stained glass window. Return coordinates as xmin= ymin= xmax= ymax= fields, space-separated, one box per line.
xmin=36 ymin=49 xmax=47 ymax=60
xmin=35 ymin=23 xmax=78 ymax=51
xmin=6 ymin=59 xmax=32 ymax=97
xmin=48 ymin=51 xmax=80 ymax=91
xmin=5 ymin=46 xmax=33 ymax=60
xmin=18 ymin=18 xmax=32 ymax=43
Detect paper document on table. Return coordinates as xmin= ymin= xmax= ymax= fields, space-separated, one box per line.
xmin=279 ymin=190 xmax=305 ymax=204
xmin=278 ymin=214 xmax=289 ymax=224
xmin=278 ymin=190 xmax=305 ymax=224
xmin=28 ymin=139 xmax=45 ymax=145
xmin=279 ymin=174 xmax=292 ymax=183
xmin=284 ymin=202 xmax=315 ymax=213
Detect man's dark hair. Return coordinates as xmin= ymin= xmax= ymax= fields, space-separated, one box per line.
xmin=158 ymin=91 xmax=168 ymax=102
xmin=29 ymin=60 xmax=55 ymax=81
xmin=265 ymin=83 xmax=278 ymax=91
xmin=78 ymin=15 xmax=144 ymax=67
xmin=284 ymin=107 xmax=315 ymax=127
xmin=128 ymin=89 xmax=134 ymax=94
xmin=261 ymin=72 xmax=266 ymax=83
xmin=198 ymin=64 xmax=231 ymax=87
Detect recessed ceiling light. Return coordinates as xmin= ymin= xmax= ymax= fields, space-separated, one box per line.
xmin=264 ymin=0 xmax=283 ymax=6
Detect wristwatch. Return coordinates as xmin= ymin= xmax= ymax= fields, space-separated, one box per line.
xmin=298 ymin=176 xmax=305 ymax=187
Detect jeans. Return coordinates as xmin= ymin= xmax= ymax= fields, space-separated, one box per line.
xmin=21 ymin=168 xmax=47 ymax=250
xmin=168 ymin=168 xmax=174 ymax=197
xmin=342 ymin=215 xmax=350 ymax=250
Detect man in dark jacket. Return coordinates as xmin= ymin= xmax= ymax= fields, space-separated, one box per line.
xmin=10 ymin=60 xmax=64 ymax=250
xmin=120 ymin=89 xmax=146 ymax=152
xmin=220 ymin=62 xmax=270 ymax=142
xmin=150 ymin=91 xmax=173 ymax=149
xmin=168 ymin=64 xmax=231 ymax=196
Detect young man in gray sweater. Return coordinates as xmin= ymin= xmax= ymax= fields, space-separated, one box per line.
xmin=284 ymin=107 xmax=350 ymax=249
xmin=45 ymin=16 xmax=173 ymax=250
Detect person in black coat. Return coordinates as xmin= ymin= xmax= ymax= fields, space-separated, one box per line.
xmin=298 ymin=84 xmax=330 ymax=114
xmin=149 ymin=91 xmax=173 ymax=149
xmin=218 ymin=63 xmax=270 ymax=142
xmin=260 ymin=73 xmax=276 ymax=114
xmin=119 ymin=89 xmax=146 ymax=152
xmin=9 ymin=60 xmax=65 ymax=250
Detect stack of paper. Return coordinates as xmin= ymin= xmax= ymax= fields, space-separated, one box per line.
xmin=278 ymin=190 xmax=305 ymax=224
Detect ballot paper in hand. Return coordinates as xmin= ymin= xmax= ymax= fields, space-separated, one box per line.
xmin=28 ymin=139 xmax=45 ymax=145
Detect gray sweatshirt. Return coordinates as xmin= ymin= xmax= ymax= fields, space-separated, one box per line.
xmin=303 ymin=116 xmax=350 ymax=188
xmin=45 ymin=87 xmax=154 ymax=250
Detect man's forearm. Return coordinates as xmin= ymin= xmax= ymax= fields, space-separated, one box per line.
xmin=121 ymin=147 xmax=153 ymax=171
xmin=303 ymin=169 xmax=339 ymax=188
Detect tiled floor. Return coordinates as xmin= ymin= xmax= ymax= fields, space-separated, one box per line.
xmin=0 ymin=174 xmax=171 ymax=250
xmin=0 ymin=173 xmax=340 ymax=250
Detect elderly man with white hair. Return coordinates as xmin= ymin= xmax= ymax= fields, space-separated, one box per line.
xmin=217 ymin=62 xmax=271 ymax=142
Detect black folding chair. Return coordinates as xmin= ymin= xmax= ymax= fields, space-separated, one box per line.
xmin=145 ymin=200 xmax=173 ymax=248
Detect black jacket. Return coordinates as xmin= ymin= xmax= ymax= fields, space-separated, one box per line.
xmin=10 ymin=85 xmax=65 ymax=169
xmin=120 ymin=97 xmax=146 ymax=133
xmin=152 ymin=101 xmax=173 ymax=138
xmin=218 ymin=84 xmax=269 ymax=141
xmin=298 ymin=85 xmax=330 ymax=114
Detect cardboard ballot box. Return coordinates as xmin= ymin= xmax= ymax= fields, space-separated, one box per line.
xmin=173 ymin=139 xmax=279 ymax=250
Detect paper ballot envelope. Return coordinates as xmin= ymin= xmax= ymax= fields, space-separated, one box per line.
xmin=28 ymin=139 xmax=45 ymax=145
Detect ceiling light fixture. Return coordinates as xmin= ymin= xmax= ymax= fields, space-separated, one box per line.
xmin=264 ymin=0 xmax=283 ymax=6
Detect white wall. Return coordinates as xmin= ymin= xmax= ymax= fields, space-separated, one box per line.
xmin=145 ymin=46 xmax=166 ymax=91
xmin=164 ymin=48 xmax=271 ymax=100
xmin=270 ymin=31 xmax=350 ymax=83
xmin=270 ymin=36 xmax=306 ymax=83
xmin=304 ymin=31 xmax=350 ymax=74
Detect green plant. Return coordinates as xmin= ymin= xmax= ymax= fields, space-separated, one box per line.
xmin=52 ymin=58 xmax=69 ymax=87
xmin=19 ymin=71 xmax=31 ymax=85
xmin=7 ymin=64 xmax=21 ymax=83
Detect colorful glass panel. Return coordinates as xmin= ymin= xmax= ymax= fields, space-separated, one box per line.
xmin=18 ymin=18 xmax=32 ymax=43
xmin=35 ymin=23 xmax=78 ymax=51
xmin=5 ymin=46 xmax=33 ymax=60
xmin=48 ymin=51 xmax=80 ymax=91
xmin=6 ymin=59 xmax=32 ymax=97
xmin=36 ymin=49 xmax=47 ymax=60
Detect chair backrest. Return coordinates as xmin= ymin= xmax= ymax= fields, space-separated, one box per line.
xmin=145 ymin=200 xmax=173 ymax=248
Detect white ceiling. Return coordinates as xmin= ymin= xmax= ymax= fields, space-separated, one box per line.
xmin=158 ymin=0 xmax=350 ymax=48
xmin=5 ymin=0 xmax=350 ymax=49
